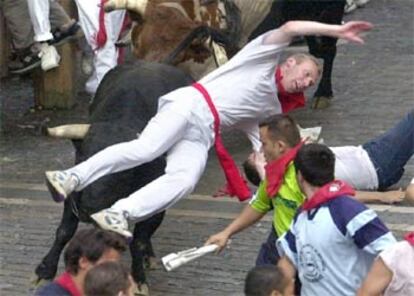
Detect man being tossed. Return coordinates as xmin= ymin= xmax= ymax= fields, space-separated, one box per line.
xmin=45 ymin=20 xmax=372 ymax=238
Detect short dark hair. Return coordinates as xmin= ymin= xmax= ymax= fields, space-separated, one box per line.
xmin=244 ymin=265 xmax=286 ymax=296
xmin=259 ymin=114 xmax=301 ymax=147
xmin=64 ymin=228 xmax=127 ymax=275
xmin=243 ymin=159 xmax=262 ymax=186
xmin=294 ymin=143 xmax=335 ymax=186
xmin=84 ymin=261 xmax=130 ymax=296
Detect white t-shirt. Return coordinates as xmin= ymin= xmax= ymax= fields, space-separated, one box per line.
xmin=160 ymin=30 xmax=288 ymax=151
xmin=331 ymin=146 xmax=379 ymax=190
xmin=381 ymin=241 xmax=414 ymax=296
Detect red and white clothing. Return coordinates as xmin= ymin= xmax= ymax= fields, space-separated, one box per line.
xmin=67 ymin=30 xmax=288 ymax=221
xmin=73 ymin=0 xmax=125 ymax=94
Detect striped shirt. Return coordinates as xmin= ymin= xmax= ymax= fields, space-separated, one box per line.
xmin=277 ymin=196 xmax=396 ymax=296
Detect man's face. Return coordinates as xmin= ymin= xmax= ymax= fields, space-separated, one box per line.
xmin=281 ymin=58 xmax=319 ymax=93
xmin=259 ymin=127 xmax=283 ymax=163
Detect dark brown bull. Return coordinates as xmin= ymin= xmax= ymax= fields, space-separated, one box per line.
xmin=105 ymin=0 xmax=241 ymax=67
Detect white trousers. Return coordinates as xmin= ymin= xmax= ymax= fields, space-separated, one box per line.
xmin=67 ymin=101 xmax=212 ymax=221
xmin=27 ymin=0 xmax=54 ymax=42
xmin=74 ymin=0 xmax=125 ymax=94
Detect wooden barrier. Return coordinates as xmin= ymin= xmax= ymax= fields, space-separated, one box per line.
xmin=32 ymin=0 xmax=78 ymax=109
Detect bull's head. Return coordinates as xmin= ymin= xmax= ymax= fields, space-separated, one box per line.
xmin=104 ymin=0 xmax=231 ymax=66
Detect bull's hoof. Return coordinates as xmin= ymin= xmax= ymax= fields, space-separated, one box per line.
xmin=311 ymin=96 xmax=333 ymax=110
xmin=144 ymin=256 xmax=160 ymax=270
xmin=134 ymin=283 xmax=150 ymax=296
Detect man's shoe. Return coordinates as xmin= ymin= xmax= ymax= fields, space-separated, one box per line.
xmin=91 ymin=209 xmax=132 ymax=239
xmin=9 ymin=50 xmax=41 ymax=74
xmin=50 ymin=22 xmax=82 ymax=46
xmin=39 ymin=43 xmax=61 ymax=71
xmin=45 ymin=171 xmax=79 ymax=202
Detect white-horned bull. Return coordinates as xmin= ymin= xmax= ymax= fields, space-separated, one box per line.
xmin=105 ymin=0 xmax=241 ymax=68
xmin=33 ymin=61 xmax=194 ymax=296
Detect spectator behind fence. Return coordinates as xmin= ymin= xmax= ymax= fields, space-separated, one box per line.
xmin=35 ymin=228 xmax=127 ymax=296
xmin=277 ymin=143 xmax=397 ymax=296
xmin=245 ymin=265 xmax=292 ymax=296
xmin=84 ymin=261 xmax=135 ymax=296
xmin=2 ymin=0 xmax=79 ymax=74
xmin=357 ymin=232 xmax=414 ymax=296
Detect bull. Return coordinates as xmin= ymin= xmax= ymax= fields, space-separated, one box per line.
xmin=34 ymin=61 xmax=194 ymax=296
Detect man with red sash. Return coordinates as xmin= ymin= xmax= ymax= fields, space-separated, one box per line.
xmin=277 ymin=144 xmax=396 ymax=296
xmin=205 ymin=114 xmax=305 ymax=266
xmin=35 ymin=228 xmax=126 ymax=296
xmin=44 ymin=20 xmax=372 ymax=238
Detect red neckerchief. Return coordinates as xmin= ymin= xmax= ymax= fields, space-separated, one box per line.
xmin=55 ymin=272 xmax=82 ymax=296
xmin=275 ymin=67 xmax=306 ymax=113
xmin=404 ymin=232 xmax=414 ymax=246
xmin=265 ymin=141 xmax=304 ymax=197
xmin=192 ymin=82 xmax=251 ymax=201
xmin=302 ymin=180 xmax=355 ymax=211
xmin=95 ymin=0 xmax=108 ymax=49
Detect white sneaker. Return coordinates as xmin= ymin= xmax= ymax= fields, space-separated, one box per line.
xmin=38 ymin=43 xmax=61 ymax=71
xmin=344 ymin=0 xmax=357 ymax=13
xmin=91 ymin=209 xmax=132 ymax=239
xmin=45 ymin=171 xmax=79 ymax=202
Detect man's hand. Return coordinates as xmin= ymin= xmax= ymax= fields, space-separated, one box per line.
xmin=336 ymin=21 xmax=374 ymax=44
xmin=205 ymin=231 xmax=231 ymax=253
xmin=249 ymin=151 xmax=266 ymax=180
xmin=379 ymin=189 xmax=405 ymax=204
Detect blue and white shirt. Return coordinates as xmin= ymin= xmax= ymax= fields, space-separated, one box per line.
xmin=277 ymin=196 xmax=396 ymax=296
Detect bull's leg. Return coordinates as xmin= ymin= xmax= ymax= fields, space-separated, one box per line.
xmin=34 ymin=197 xmax=79 ymax=283
xmin=306 ymin=36 xmax=337 ymax=109
xmin=248 ymin=0 xmax=286 ymax=41
xmin=141 ymin=211 xmax=165 ymax=269
xmin=130 ymin=211 xmax=165 ymax=288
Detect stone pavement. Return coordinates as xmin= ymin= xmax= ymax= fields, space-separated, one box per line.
xmin=0 ymin=0 xmax=413 ymax=295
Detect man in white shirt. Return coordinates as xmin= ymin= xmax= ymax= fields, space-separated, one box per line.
xmin=244 ymin=110 xmax=414 ymax=203
xmin=44 ymin=20 xmax=372 ymax=238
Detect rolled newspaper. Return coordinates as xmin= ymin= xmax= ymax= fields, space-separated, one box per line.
xmin=162 ymin=244 xmax=219 ymax=272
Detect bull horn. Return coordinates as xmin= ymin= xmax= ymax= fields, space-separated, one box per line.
xmin=211 ymin=41 xmax=228 ymax=67
xmin=47 ymin=124 xmax=91 ymax=139
xmin=104 ymin=0 xmax=148 ymax=15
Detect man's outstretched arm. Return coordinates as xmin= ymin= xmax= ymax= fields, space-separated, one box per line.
xmin=204 ymin=205 xmax=265 ymax=252
xmin=264 ymin=20 xmax=373 ymax=45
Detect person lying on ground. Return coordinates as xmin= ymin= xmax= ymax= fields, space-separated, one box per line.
xmin=243 ymin=110 xmax=414 ymax=204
